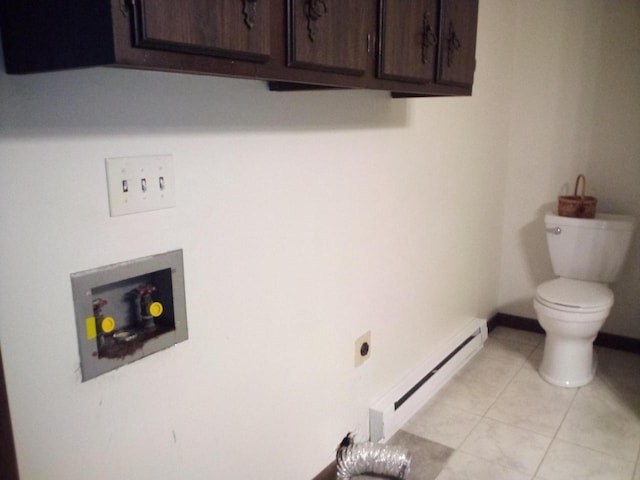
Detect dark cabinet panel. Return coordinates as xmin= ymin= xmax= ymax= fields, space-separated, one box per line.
xmin=287 ymin=0 xmax=376 ymax=76
xmin=132 ymin=0 xmax=270 ymax=62
xmin=437 ymin=0 xmax=478 ymax=87
xmin=0 ymin=1 xmax=116 ymax=73
xmin=378 ymin=0 xmax=439 ymax=84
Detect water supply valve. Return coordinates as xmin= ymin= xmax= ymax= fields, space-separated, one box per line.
xmin=91 ymin=298 xmax=115 ymax=335
xmin=134 ymin=284 xmax=164 ymax=328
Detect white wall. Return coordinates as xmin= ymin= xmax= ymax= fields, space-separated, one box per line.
xmin=0 ymin=2 xmax=514 ymax=478
xmin=497 ymin=0 xmax=640 ymax=338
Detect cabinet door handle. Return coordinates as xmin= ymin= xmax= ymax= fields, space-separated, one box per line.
xmin=304 ymin=0 xmax=329 ymax=42
xmin=120 ymin=0 xmax=131 ymax=16
xmin=421 ymin=12 xmax=438 ymax=64
xmin=243 ymin=0 xmax=258 ymax=29
xmin=446 ymin=21 xmax=461 ymax=67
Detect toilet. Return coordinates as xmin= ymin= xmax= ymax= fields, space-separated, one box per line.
xmin=534 ymin=212 xmax=636 ymax=387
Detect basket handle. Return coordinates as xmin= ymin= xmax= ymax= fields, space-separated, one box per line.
xmin=574 ymin=174 xmax=587 ymax=199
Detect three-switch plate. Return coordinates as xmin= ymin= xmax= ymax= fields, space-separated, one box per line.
xmin=105 ymin=154 xmax=176 ymax=217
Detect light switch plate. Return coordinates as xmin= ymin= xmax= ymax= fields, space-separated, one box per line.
xmin=105 ymin=154 xmax=176 ymax=217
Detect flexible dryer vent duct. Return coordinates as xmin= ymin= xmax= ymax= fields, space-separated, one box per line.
xmin=336 ymin=435 xmax=411 ymax=479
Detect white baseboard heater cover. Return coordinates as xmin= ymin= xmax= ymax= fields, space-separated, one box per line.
xmin=369 ymin=318 xmax=487 ymax=443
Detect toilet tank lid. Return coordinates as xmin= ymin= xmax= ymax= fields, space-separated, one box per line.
xmin=536 ymin=278 xmax=613 ymax=309
xmin=546 ymin=212 xmax=636 ymax=231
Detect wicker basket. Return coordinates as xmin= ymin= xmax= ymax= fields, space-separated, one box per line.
xmin=558 ymin=174 xmax=597 ymax=218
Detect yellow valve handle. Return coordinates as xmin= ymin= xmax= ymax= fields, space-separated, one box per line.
xmin=101 ymin=316 xmax=116 ymax=333
xmin=148 ymin=302 xmax=163 ymax=318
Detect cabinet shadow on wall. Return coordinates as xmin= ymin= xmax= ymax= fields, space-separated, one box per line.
xmin=0 ymin=61 xmax=417 ymax=137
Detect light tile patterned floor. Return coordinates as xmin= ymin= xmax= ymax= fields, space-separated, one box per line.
xmin=398 ymin=326 xmax=640 ymax=480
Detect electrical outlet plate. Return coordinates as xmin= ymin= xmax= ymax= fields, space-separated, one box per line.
xmin=105 ymin=154 xmax=176 ymax=217
xmin=355 ymin=330 xmax=371 ymax=367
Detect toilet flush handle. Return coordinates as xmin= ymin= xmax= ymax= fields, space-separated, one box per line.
xmin=546 ymin=226 xmax=562 ymax=235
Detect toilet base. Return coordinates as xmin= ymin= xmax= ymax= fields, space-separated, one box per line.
xmin=538 ymin=335 xmax=597 ymax=387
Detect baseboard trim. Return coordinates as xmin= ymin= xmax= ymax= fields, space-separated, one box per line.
xmin=489 ymin=312 xmax=640 ymax=355
xmin=594 ymin=331 xmax=640 ymax=354
xmin=488 ymin=313 xmax=544 ymax=335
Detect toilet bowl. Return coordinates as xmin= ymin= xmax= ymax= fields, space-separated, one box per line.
xmin=534 ymin=278 xmax=613 ymax=387
xmin=534 ymin=212 xmax=635 ymax=387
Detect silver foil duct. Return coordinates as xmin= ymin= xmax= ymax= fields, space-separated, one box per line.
xmin=336 ymin=436 xmax=411 ymax=479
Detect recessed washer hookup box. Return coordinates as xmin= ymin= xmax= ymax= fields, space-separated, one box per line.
xmin=71 ymin=250 xmax=188 ymax=381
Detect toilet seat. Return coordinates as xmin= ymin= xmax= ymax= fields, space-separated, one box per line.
xmin=535 ymin=278 xmax=613 ymax=314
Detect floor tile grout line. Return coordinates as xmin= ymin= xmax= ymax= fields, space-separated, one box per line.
xmin=471 ymin=336 xmax=529 ymax=419
xmin=490 ymin=326 xmax=545 ymax=348
xmin=529 ymin=388 xmax=579 ymax=480
xmin=491 ymin=329 xmax=639 ymax=478
xmin=512 ymin=332 xmax=579 ymax=480
xmin=427 ymin=327 xmax=640 ymax=479
xmin=530 ymin=435 xmax=554 ymax=480
xmin=438 ymin=333 xmax=545 ymax=477
xmin=551 ymin=383 xmax=581 ymax=439
xmin=426 ymin=337 xmax=528 ymax=476
xmin=551 ymin=380 xmax=640 ymax=466
xmin=481 ymin=337 xmax=536 ymax=413
xmin=479 ymin=414 xmax=556 ymax=441
xmin=444 ymin=447 xmax=538 ymax=479
xmin=532 ymin=436 xmax=639 ymax=480
xmin=470 ymin=330 xmax=554 ymax=478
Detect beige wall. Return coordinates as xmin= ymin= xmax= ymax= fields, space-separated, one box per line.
xmin=497 ymin=0 xmax=640 ymax=337
xmin=0 ymin=1 xmax=637 ymax=479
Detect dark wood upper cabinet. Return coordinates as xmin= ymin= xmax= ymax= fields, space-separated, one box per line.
xmin=0 ymin=0 xmax=478 ymax=96
xmin=287 ymin=0 xmax=376 ymax=76
xmin=378 ymin=0 xmax=439 ymax=84
xmin=131 ymin=0 xmax=270 ymax=62
xmin=437 ymin=0 xmax=478 ymax=88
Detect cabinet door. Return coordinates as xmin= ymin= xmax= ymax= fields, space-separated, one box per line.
xmin=437 ymin=0 xmax=478 ymax=87
xmin=378 ymin=0 xmax=439 ymax=84
xmin=287 ymin=0 xmax=376 ymax=76
xmin=131 ymin=0 xmax=270 ymax=62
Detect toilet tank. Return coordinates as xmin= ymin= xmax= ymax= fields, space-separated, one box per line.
xmin=545 ymin=213 xmax=636 ymax=282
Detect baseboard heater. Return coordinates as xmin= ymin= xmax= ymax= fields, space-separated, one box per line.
xmin=369 ymin=318 xmax=487 ymax=443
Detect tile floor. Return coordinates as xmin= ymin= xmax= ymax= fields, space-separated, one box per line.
xmin=385 ymin=326 xmax=640 ymax=480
